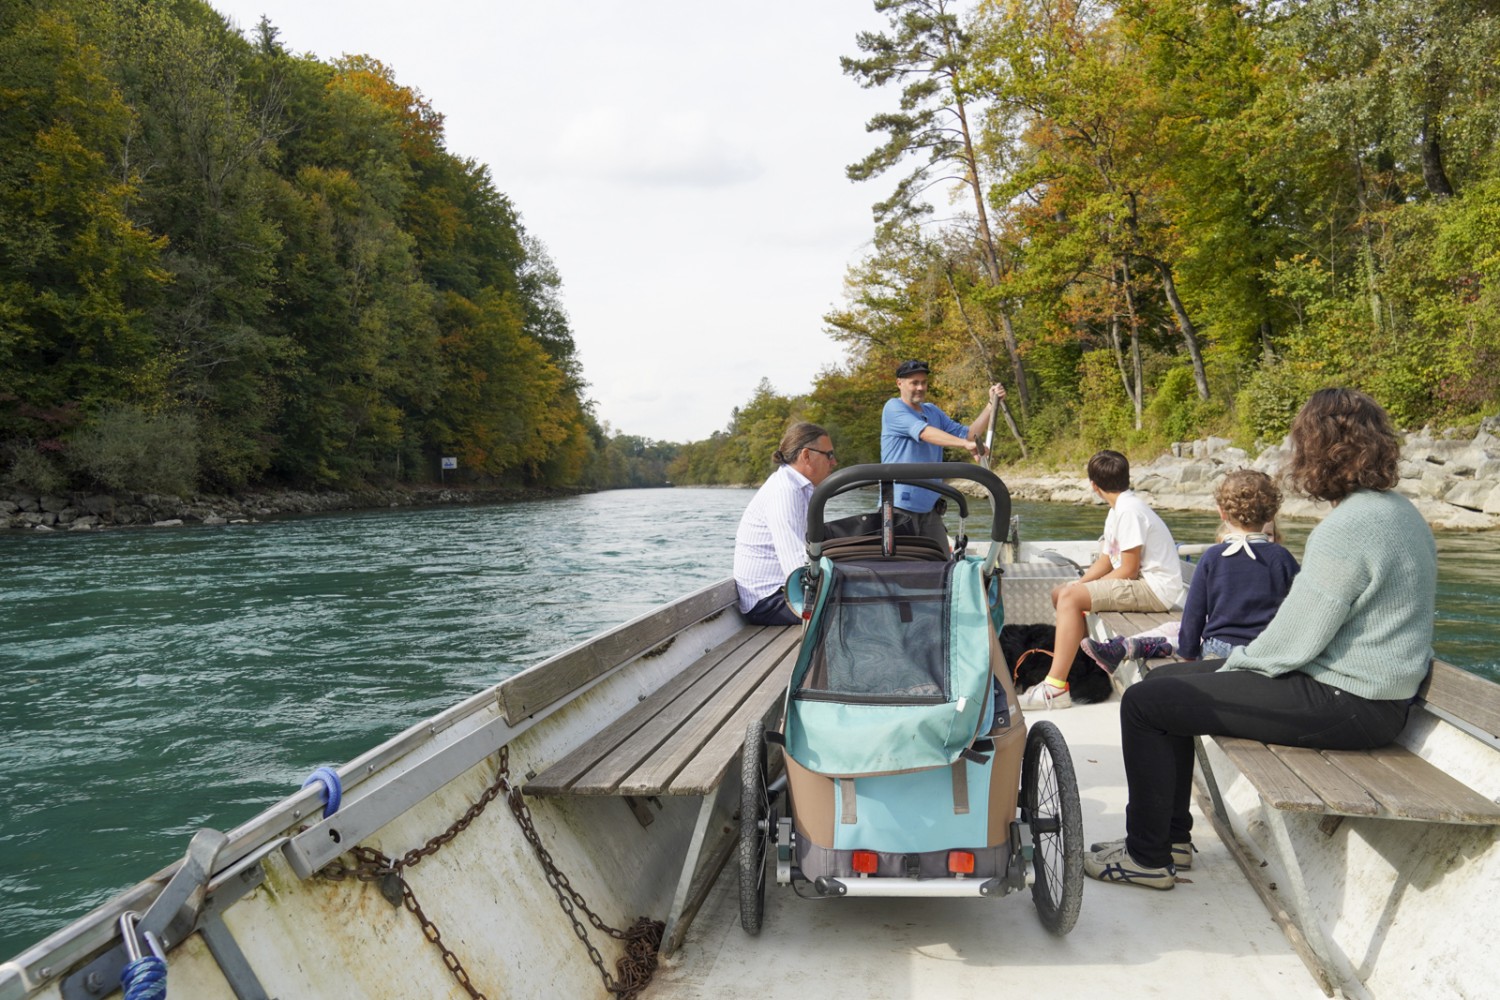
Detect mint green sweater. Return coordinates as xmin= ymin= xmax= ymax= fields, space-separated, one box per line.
xmin=1221 ymin=489 xmax=1436 ymax=701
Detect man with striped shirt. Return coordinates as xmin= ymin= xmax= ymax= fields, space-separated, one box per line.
xmin=733 ymin=423 xmax=838 ymax=625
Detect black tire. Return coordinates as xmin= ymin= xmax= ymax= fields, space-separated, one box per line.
xmin=739 ymin=720 xmax=769 ymax=934
xmin=1022 ymin=720 xmax=1084 ymax=935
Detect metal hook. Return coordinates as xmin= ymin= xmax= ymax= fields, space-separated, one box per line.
xmin=118 ymin=911 xmax=165 ymax=964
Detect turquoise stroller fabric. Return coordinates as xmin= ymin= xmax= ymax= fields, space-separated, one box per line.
xmin=784 ymin=554 xmax=996 ymax=777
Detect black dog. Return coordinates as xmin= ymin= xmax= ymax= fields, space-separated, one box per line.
xmin=999 ymin=622 xmax=1114 ymax=704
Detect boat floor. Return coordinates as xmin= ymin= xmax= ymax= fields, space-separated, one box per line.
xmin=648 ymin=698 xmax=1324 ymax=999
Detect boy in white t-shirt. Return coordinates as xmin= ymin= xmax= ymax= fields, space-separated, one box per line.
xmin=1020 ymin=450 xmax=1186 ymax=710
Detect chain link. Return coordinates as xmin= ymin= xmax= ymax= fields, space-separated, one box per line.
xmin=317 ymin=743 xmax=663 ymax=1000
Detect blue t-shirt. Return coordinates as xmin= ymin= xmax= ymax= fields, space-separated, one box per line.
xmin=880 ymin=398 xmax=968 ymax=512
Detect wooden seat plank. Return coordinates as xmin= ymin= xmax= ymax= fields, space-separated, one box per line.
xmin=1337 ymin=745 xmax=1500 ymax=824
xmin=525 ymin=626 xmax=778 ymax=795
xmin=618 ymin=628 xmax=801 ymax=795
xmin=1267 ymin=746 xmax=1381 ymax=817
xmin=1214 ymin=738 xmax=1324 ymax=812
xmin=665 ymin=649 xmax=799 ymax=795
xmin=499 ymin=578 xmax=738 ymax=722
xmin=1421 ymin=659 xmax=1500 ymax=744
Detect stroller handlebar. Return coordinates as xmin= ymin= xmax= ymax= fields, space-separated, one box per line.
xmin=806 ymin=462 xmax=1012 ymax=547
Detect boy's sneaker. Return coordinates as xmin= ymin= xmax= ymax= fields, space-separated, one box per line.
xmin=1018 ymin=683 xmax=1072 ymax=710
xmin=1083 ymin=843 xmax=1177 ymax=890
xmin=1124 ymin=635 xmax=1175 ymax=661
xmin=1089 ymin=837 xmax=1194 ymax=870
xmin=1080 ymin=636 xmax=1127 ymax=672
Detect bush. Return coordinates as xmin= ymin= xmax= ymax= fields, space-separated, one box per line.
xmin=68 ymin=406 xmax=200 ymax=496
xmin=3 ymin=444 xmax=67 ymax=493
xmin=1146 ymin=366 xmax=1213 ymax=442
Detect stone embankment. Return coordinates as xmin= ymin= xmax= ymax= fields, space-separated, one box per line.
xmin=2 ymin=484 xmax=584 ymax=533
xmin=1000 ymin=415 xmax=1500 ymax=532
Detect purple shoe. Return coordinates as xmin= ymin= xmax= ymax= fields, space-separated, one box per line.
xmin=1124 ymin=635 xmax=1175 ymax=661
xmin=1080 ymin=636 xmax=1127 ymax=673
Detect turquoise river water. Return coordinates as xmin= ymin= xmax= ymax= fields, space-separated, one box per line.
xmin=3 ymin=486 xmax=1498 ymax=960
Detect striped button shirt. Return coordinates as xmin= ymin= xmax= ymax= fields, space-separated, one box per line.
xmin=733 ymin=464 xmax=815 ymax=612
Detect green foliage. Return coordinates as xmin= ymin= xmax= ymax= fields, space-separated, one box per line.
xmin=3 ymin=444 xmax=67 ymax=494
xmin=1145 ymin=366 xmax=1214 ymax=442
xmin=1235 ymin=357 xmax=1331 ymax=443
xmin=67 ymin=405 xmax=199 ymax=495
xmin=0 ymin=0 xmax=595 ymax=494
xmin=1076 ymin=350 xmax=1133 ymax=450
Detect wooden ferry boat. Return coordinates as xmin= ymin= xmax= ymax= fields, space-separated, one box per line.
xmin=2 ymin=532 xmax=1497 ymax=1000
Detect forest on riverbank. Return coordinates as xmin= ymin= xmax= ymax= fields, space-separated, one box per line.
xmin=5 ymin=1 xmax=1499 ymax=499
xmin=669 ymin=0 xmax=1500 ymax=485
xmin=0 ymin=0 xmax=666 ymax=495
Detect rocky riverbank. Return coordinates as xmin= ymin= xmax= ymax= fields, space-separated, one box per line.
xmin=2 ymin=484 xmax=588 ymax=533
xmin=999 ymin=416 xmax=1500 ymax=531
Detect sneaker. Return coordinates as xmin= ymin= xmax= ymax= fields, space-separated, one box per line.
xmin=1124 ymin=634 xmax=1175 ymax=661
xmin=1018 ymin=683 xmax=1072 ymax=710
xmin=1080 ymin=636 xmax=1127 ymax=672
xmin=1089 ymin=838 xmax=1194 ymax=870
xmin=1084 ymin=843 xmax=1176 ymax=890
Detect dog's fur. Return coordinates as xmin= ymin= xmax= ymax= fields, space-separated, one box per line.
xmin=999 ymin=622 xmax=1114 ymax=704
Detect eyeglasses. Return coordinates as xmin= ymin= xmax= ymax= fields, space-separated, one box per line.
xmin=804 ymin=447 xmax=836 ymax=461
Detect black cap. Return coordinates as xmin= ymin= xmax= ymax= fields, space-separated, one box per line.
xmin=895 ymin=360 xmax=929 ymax=378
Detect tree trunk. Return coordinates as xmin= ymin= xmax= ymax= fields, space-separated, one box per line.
xmin=1152 ymin=259 xmax=1210 ymax=401
xmin=1121 ymin=260 xmax=1144 ymax=428
xmin=1421 ymin=116 xmax=1454 ymax=198
xmin=952 ymin=85 xmax=1031 ymax=415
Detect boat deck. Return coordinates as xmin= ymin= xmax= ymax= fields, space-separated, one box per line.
xmin=648 ymin=698 xmax=1325 ymax=999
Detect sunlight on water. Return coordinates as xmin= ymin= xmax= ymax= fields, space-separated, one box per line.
xmin=0 ymin=486 xmax=1495 ymax=959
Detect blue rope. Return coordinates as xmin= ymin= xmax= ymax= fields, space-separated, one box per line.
xmin=302 ymin=766 xmax=342 ymax=817
xmin=121 ymin=955 xmax=167 ymax=1000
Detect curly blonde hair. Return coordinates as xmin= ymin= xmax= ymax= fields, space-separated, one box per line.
xmin=1215 ymin=469 xmax=1282 ymax=530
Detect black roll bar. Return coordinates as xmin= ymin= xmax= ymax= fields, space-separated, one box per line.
xmin=806 ymin=462 xmax=1012 ymax=558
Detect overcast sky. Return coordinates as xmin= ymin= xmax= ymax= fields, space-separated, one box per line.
xmin=208 ymin=1 xmax=901 ymax=442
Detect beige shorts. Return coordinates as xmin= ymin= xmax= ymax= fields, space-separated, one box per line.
xmin=1081 ymin=578 xmax=1170 ymax=613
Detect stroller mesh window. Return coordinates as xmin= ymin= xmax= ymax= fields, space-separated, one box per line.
xmin=797 ymin=560 xmax=952 ymax=704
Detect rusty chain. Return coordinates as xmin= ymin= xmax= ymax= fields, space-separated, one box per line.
xmin=317 ymin=743 xmax=663 ymax=1000
xmin=504 ymin=783 xmax=663 ymax=999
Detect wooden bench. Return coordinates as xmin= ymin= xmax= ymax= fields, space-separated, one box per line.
xmin=523 ymin=620 xmax=802 ymax=954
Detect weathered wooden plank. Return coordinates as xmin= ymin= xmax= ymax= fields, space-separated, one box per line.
xmin=523 ymin=626 xmax=773 ymax=795
xmin=1267 ymin=745 xmax=1380 ymax=817
xmin=618 ymin=628 xmax=802 ymax=796
xmin=1420 ymin=659 xmax=1500 ymax=744
xmin=665 ymin=634 xmax=801 ymax=794
xmin=1334 ymin=745 xmax=1500 ymax=825
xmin=498 ymin=577 xmax=738 ymax=723
xmin=1214 ymin=737 xmax=1324 ymax=812
xmin=567 ymin=628 xmax=789 ymax=794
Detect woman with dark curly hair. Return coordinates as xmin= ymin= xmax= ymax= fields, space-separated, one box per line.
xmin=1084 ymin=388 xmax=1437 ymax=891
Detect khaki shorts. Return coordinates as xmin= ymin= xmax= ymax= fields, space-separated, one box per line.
xmin=1082 ymin=578 xmax=1170 ymax=613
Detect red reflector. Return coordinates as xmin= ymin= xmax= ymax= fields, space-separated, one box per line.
xmin=851 ymin=851 xmax=879 ymax=874
xmin=948 ymin=851 xmax=975 ymax=874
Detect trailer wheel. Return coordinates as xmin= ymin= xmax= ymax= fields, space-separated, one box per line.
xmin=739 ymin=720 xmax=770 ymax=933
xmin=1022 ymin=720 xmax=1083 ymax=934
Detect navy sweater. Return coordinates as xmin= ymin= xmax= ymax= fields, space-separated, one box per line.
xmin=1178 ymin=540 xmax=1300 ymax=658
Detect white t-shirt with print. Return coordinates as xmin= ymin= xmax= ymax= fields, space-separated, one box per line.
xmin=1101 ymin=490 xmax=1187 ymax=610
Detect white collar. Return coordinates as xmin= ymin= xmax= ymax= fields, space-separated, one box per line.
xmin=1220 ymin=532 xmax=1270 ymax=559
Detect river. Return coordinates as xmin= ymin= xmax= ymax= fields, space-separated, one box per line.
xmin=2 ymin=486 xmax=1497 ymax=960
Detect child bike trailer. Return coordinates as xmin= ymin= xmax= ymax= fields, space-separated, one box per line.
xmin=739 ymin=462 xmax=1083 ymax=936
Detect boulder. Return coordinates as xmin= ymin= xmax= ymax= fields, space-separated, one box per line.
xmin=81 ymin=495 xmax=116 ymax=516
xmin=1443 ymin=480 xmax=1495 ymax=512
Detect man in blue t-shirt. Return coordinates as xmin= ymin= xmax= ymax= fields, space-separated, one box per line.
xmin=880 ymin=359 xmax=1006 ymax=550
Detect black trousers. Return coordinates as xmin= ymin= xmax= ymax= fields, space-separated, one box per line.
xmin=1119 ymin=660 xmax=1410 ymax=868
xmin=743 ymin=589 xmax=801 ymax=626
